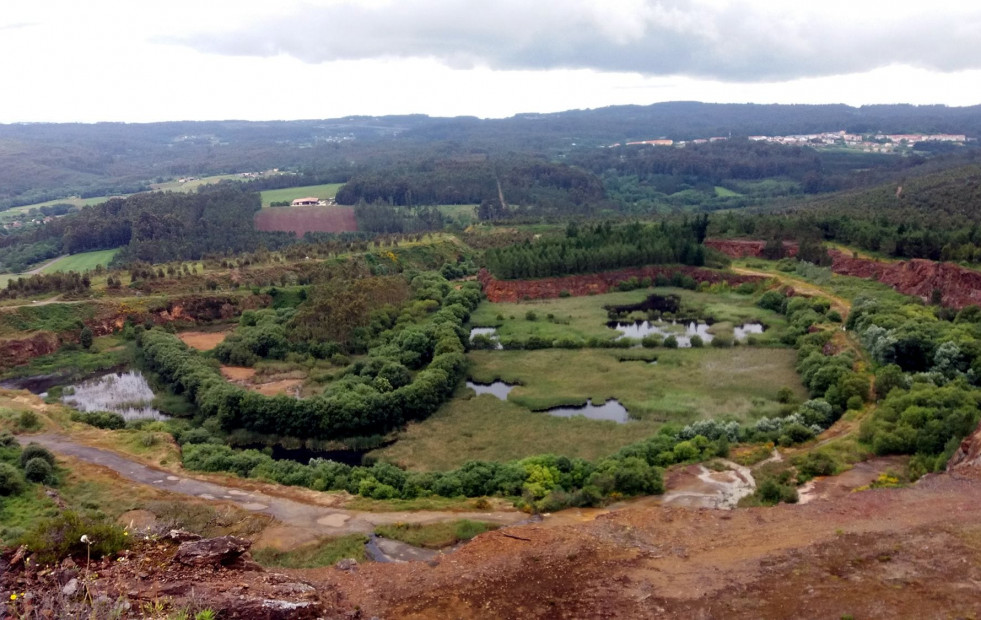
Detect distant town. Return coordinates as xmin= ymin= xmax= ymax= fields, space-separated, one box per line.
xmin=615 ymin=130 xmax=970 ymax=153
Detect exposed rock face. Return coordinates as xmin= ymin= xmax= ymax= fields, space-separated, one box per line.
xmin=947 ymin=420 xmax=981 ymax=472
xmin=0 ymin=332 xmax=60 ymax=369
xmin=0 ymin=294 xmax=271 ymax=371
xmin=478 ymin=267 xmax=764 ymax=303
xmin=706 ymin=238 xmax=981 ymax=310
xmin=828 ymin=251 xmax=981 ymax=309
xmin=705 ymin=238 xmax=799 ymax=258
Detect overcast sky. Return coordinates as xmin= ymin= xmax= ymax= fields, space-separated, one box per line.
xmin=2 ymin=0 xmax=980 ymax=123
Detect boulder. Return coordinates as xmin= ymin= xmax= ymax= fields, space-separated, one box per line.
xmin=173 ymin=536 xmax=252 ymax=568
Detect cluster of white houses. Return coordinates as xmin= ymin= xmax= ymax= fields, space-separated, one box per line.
xmin=610 ymin=130 xmax=969 ymax=153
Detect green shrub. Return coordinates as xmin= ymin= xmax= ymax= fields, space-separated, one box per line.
xmin=525 ymin=310 xmax=538 ymax=321
xmin=17 ymin=410 xmax=41 ymax=431
xmin=795 ymin=452 xmax=837 ymax=481
xmin=710 ymin=333 xmax=733 ymax=348
xmin=689 ymin=335 xmax=704 ymax=348
xmin=20 ymin=444 xmax=55 ymax=468
xmin=641 ymin=334 xmax=663 ymax=348
xmin=24 ymin=457 xmax=53 ymax=483
xmin=71 ymin=410 xmax=126 ymax=430
xmin=18 ymin=511 xmax=129 ymax=564
xmin=0 ymin=462 xmax=24 ymax=495
xmin=663 ymin=335 xmax=679 ymax=349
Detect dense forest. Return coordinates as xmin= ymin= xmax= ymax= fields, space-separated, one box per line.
xmin=484 ymin=220 xmax=708 ymax=279
xmin=712 ymin=159 xmax=981 ymax=261
xmin=0 ymin=184 xmax=262 ymax=270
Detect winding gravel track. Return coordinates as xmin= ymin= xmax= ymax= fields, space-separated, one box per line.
xmin=22 ymin=434 xmax=526 ymax=542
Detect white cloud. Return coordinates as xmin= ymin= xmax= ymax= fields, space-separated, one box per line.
xmin=172 ymin=0 xmax=981 ymax=81
xmin=0 ymin=1 xmax=978 ymax=122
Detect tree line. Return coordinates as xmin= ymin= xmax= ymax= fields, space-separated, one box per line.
xmin=484 ymin=220 xmax=708 ymax=279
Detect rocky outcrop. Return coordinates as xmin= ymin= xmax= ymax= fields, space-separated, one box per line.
xmin=947 ymin=420 xmax=981 ymax=473
xmin=174 ymin=535 xmax=258 ymax=570
xmin=478 ymin=267 xmax=764 ymax=303
xmin=705 ymin=238 xmax=799 ymax=258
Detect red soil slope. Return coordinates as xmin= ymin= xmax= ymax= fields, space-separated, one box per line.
xmin=478 ymin=267 xmax=764 ymax=303
xmin=707 ymin=238 xmax=981 ymax=309
xmin=705 ymin=238 xmax=799 ymax=258
xmin=829 ymin=250 xmax=981 ymax=309
xmin=254 ymin=206 xmax=357 ymax=236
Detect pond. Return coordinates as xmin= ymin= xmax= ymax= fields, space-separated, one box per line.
xmin=609 ymin=319 xmax=714 ymax=347
xmin=62 ymin=371 xmax=168 ymax=421
xmin=609 ymin=320 xmax=766 ymax=347
xmin=466 ymin=380 xmax=515 ymax=400
xmin=469 ymin=327 xmax=502 ymax=350
xmin=538 ymin=398 xmax=630 ymax=423
xmin=734 ymin=322 xmax=765 ymax=340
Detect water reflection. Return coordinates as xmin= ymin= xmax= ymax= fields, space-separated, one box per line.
xmin=62 ymin=371 xmax=167 ymax=421
xmin=609 ymin=321 xmax=765 ymax=347
xmin=539 ymin=399 xmax=630 ymax=423
xmin=469 ymin=327 xmax=503 ymax=350
xmin=466 ymin=380 xmax=515 ymax=400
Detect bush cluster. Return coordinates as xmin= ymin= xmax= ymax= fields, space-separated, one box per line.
xmin=141 ymin=276 xmax=481 ymax=440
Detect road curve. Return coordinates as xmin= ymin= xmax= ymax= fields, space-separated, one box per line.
xmin=22 ymin=434 xmax=526 ymax=539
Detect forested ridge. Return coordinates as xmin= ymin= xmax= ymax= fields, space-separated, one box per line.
xmin=3 ymin=102 xmax=979 ymax=209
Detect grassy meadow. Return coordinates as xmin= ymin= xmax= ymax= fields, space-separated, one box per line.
xmin=40 ymin=249 xmax=119 ymax=274
xmin=375 ymin=345 xmax=805 ymax=470
xmin=260 ymin=183 xmax=344 ymax=207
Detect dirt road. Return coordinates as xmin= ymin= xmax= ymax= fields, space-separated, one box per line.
xmin=23 ymin=434 xmax=527 ymax=547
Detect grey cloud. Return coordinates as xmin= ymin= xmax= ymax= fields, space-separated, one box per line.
xmin=169 ymin=1 xmax=981 ymax=81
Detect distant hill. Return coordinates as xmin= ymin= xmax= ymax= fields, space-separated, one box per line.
xmin=2 ymin=102 xmax=979 ymax=209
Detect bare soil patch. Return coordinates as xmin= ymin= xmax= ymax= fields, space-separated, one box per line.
xmin=220 ymin=366 xmax=255 ymax=381
xmin=177 ymin=330 xmax=230 ymax=351
xmin=252 ymin=378 xmax=304 ymax=397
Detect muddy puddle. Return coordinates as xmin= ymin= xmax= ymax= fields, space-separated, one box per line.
xmin=659 ymin=460 xmax=756 ymax=509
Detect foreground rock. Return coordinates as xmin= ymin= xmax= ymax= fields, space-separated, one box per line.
xmin=0 ymin=536 xmax=334 ymax=619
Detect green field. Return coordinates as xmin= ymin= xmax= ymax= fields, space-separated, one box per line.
xmin=40 ymin=249 xmax=119 ymax=274
xmin=149 ymin=174 xmax=243 ymax=193
xmin=468 ymin=287 xmax=790 ymax=346
xmin=374 ymin=346 xmax=805 ymax=470
xmin=0 ymin=196 xmax=111 ymax=223
xmin=435 ymin=204 xmax=478 ymax=225
xmin=714 ymin=186 xmax=743 ymax=197
xmin=260 ymin=184 xmax=344 ymax=207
